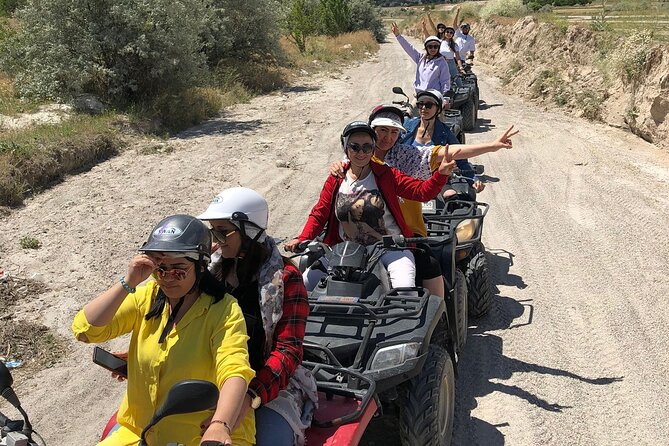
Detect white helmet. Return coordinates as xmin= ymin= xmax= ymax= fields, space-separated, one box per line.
xmin=424 ymin=35 xmax=441 ymax=48
xmin=198 ymin=187 xmax=269 ymax=241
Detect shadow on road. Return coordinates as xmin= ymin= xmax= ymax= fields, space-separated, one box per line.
xmin=469 ymin=118 xmax=495 ymax=134
xmin=363 ymin=248 xmax=623 ymax=446
xmin=282 ymin=85 xmax=320 ymax=93
xmin=478 ymin=100 xmax=503 ymax=111
xmin=175 ymin=117 xmax=264 ymax=139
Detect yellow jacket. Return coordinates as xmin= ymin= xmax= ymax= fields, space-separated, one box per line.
xmin=72 ymin=281 xmax=255 ymax=446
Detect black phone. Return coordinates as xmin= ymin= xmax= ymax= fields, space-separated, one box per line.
xmin=92 ymin=346 xmax=128 ymax=378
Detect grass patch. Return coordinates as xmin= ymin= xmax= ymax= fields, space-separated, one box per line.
xmin=282 ymin=31 xmax=379 ymax=68
xmin=19 ymin=235 xmax=41 ymax=249
xmin=0 ymin=114 xmax=124 ymax=206
xmin=575 ymin=90 xmax=603 ymax=120
xmin=0 ymin=74 xmax=40 ymax=116
xmin=501 ymin=59 xmax=524 ymax=85
xmin=0 ymin=275 xmax=67 ymax=371
xmin=529 ymin=69 xmax=562 ymax=99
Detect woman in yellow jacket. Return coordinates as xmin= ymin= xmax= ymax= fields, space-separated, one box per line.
xmin=72 ymin=214 xmax=255 ymax=446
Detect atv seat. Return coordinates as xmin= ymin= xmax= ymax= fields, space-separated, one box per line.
xmin=305 ymin=392 xmax=378 ymax=446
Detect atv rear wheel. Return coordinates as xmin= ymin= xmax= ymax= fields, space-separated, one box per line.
xmin=466 ymin=244 xmax=493 ymax=318
xmin=454 ymin=268 xmax=468 ymax=353
xmin=399 ymin=344 xmax=455 ymax=446
xmin=461 ymin=97 xmax=476 ymax=131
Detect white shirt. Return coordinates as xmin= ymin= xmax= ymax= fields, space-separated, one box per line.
xmin=439 ymin=39 xmax=458 ymax=60
xmin=455 ymin=30 xmax=476 ymax=60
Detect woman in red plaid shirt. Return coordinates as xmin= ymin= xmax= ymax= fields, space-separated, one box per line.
xmin=198 ymin=187 xmax=317 ymax=446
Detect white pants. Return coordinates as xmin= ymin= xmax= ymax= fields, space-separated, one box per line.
xmin=303 ymin=249 xmax=416 ymax=291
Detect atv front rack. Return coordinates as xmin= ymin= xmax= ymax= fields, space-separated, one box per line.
xmin=424 ymin=200 xmax=489 ymax=248
xmin=302 ymin=360 xmax=377 ymax=428
xmin=308 ymin=286 xmax=430 ymax=320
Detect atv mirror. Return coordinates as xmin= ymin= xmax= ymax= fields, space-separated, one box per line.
xmin=139 ymin=380 xmax=219 ymax=446
xmin=0 ymin=361 xmax=13 ymax=393
xmin=473 ymin=164 xmax=484 ymax=175
xmin=392 ymin=87 xmax=408 ymax=99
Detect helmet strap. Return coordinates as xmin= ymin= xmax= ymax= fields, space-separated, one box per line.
xmin=158 ymin=295 xmax=185 ymax=343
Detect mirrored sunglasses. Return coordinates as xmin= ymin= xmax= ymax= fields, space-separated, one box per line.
xmin=153 ymin=264 xmax=193 ymax=281
xmin=426 ymin=44 xmax=440 ymax=50
xmin=211 ymin=228 xmax=238 ymax=243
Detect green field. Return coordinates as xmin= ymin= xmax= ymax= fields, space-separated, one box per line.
xmin=551 ymin=1 xmax=669 ymax=41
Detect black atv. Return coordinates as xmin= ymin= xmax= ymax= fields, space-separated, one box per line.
xmin=422 ymin=166 xmax=493 ymax=319
xmin=296 ymin=234 xmax=466 ymax=445
xmin=447 ymin=75 xmax=478 ymax=132
xmin=391 ymin=86 xmax=465 ymax=144
xmin=461 ymin=61 xmax=479 ymax=108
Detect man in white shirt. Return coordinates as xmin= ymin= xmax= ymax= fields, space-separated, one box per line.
xmin=452 ymin=7 xmax=476 ymax=61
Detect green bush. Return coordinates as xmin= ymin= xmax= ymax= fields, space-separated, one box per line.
xmin=203 ymin=0 xmax=282 ymax=66
xmin=19 ymin=235 xmax=40 ymax=249
xmin=0 ymin=0 xmax=24 ymax=16
xmin=349 ymin=0 xmax=384 ymax=42
xmin=4 ymin=0 xmax=209 ymax=105
xmin=281 ymin=0 xmax=321 ymax=53
xmin=481 ymin=0 xmax=529 ymax=19
xmin=320 ymin=0 xmax=351 ymax=36
xmin=149 ymin=87 xmax=223 ymax=133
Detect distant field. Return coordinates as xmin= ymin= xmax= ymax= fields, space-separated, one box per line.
xmin=551 ymin=1 xmax=669 ymax=41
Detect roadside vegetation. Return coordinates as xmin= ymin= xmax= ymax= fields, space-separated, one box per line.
xmin=0 ymin=0 xmax=381 ymax=207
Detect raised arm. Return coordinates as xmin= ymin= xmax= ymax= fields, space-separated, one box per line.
xmin=426 ymin=13 xmax=438 ymax=36
xmin=392 ymin=22 xmax=422 ymax=64
xmin=434 ymin=126 xmax=520 ymax=162
xmin=452 ymin=6 xmax=460 ymax=28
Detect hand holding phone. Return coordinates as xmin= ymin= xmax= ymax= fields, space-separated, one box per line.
xmin=93 ymin=346 xmax=128 ymax=379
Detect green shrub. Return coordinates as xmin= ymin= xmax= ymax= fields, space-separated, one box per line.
xmin=203 ymin=0 xmax=282 ymax=67
xmin=349 ymin=0 xmax=385 ymax=42
xmin=529 ymin=69 xmax=560 ymax=98
xmin=5 ymin=0 xmax=209 ymax=105
xmin=575 ymin=90 xmax=602 ymax=120
xmin=149 ymin=87 xmax=223 ymax=133
xmin=320 ymin=0 xmax=351 ymax=36
xmin=0 ymin=0 xmax=24 ymax=16
xmin=281 ymin=0 xmax=321 ymax=53
xmin=19 ymin=235 xmax=40 ymax=249
xmin=481 ymin=0 xmax=529 ymax=19
xmin=602 ymin=30 xmax=653 ymax=82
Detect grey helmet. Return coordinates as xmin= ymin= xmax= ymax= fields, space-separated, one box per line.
xmin=140 ymin=214 xmax=212 ymax=264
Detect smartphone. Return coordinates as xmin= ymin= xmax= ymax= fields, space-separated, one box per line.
xmin=92 ymin=346 xmax=128 ymax=378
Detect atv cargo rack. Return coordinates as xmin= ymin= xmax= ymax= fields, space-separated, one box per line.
xmin=308 ymin=286 xmax=430 ymax=320
xmin=423 ymin=200 xmax=489 ymax=249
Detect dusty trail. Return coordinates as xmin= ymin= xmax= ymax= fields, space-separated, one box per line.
xmin=2 ymin=36 xmax=669 ymax=446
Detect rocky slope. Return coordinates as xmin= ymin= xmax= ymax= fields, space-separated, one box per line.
xmin=474 ymin=16 xmax=669 ymax=150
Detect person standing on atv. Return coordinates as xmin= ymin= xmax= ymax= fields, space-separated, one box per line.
xmin=284 ymin=121 xmax=458 ymax=291
xmin=391 ymin=21 xmax=451 ymax=105
xmin=453 ymin=7 xmax=476 ymax=62
xmin=72 ymin=215 xmax=255 ymax=446
xmin=198 ymin=187 xmax=318 ymax=446
xmin=423 ymin=13 xmax=464 ymax=86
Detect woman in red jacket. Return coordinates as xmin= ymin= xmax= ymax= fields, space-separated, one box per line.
xmin=284 ymin=121 xmax=458 ymax=290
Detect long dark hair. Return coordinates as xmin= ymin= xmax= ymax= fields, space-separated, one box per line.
xmin=214 ymin=236 xmax=270 ymax=287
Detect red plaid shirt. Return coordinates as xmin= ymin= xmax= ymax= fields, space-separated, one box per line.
xmin=248 ymin=261 xmax=309 ymax=403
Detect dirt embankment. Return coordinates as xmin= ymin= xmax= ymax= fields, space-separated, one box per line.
xmin=474 ymin=16 xmax=669 ymax=150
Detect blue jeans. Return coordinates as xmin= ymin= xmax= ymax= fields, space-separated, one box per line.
xmin=255 ymin=406 xmax=295 ymax=446
xmin=447 ymin=59 xmax=463 ymax=88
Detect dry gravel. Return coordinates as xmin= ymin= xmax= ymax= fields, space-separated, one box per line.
xmin=1 ymin=36 xmax=669 ymax=446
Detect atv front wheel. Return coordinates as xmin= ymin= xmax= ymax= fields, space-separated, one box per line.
xmin=454 ymin=268 xmax=468 ymax=353
xmin=399 ymin=344 xmax=455 ymax=446
xmin=466 ymin=245 xmax=493 ymax=318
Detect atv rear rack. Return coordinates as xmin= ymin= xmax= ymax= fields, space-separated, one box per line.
xmin=308 ymin=287 xmax=430 ymax=320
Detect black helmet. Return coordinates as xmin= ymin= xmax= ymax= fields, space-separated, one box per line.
xmin=140 ymin=214 xmax=212 ymax=264
xmin=340 ymin=121 xmax=377 ymax=148
xmin=436 ymin=23 xmax=446 ymax=30
xmin=368 ymin=104 xmax=404 ymax=126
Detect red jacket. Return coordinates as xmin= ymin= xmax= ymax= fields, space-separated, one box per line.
xmin=298 ymin=161 xmax=448 ymax=245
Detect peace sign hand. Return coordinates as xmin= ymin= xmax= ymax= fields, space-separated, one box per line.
xmin=391 ymin=22 xmax=400 ymax=36
xmin=495 ymin=125 xmax=520 ymax=150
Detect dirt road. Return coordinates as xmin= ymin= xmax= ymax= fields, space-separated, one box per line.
xmin=1 ymin=36 xmax=669 ymax=445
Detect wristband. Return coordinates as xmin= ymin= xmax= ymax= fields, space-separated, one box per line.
xmin=210 ymin=419 xmax=232 ymax=435
xmin=119 ymin=276 xmax=136 ymax=294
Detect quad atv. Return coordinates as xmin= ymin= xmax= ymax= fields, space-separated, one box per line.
xmin=461 ymin=61 xmax=479 ymax=110
xmin=422 ymin=166 xmax=493 ymax=319
xmin=391 ymin=87 xmax=465 ymax=144
xmin=448 ymin=75 xmax=478 ymax=132
xmin=295 ymin=233 xmax=467 ymax=446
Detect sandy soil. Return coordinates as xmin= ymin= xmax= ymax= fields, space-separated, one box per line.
xmin=1 ymin=36 xmax=669 ymax=446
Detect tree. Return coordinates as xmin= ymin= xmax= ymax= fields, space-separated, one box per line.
xmin=280 ymin=0 xmax=320 ymax=53
xmin=320 ymin=0 xmax=350 ymax=36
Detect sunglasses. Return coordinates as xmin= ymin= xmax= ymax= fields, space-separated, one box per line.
xmin=154 ymin=264 xmax=193 ymax=281
xmin=444 ymin=30 xmax=455 ymax=34
xmin=426 ymin=44 xmax=440 ymax=50
xmin=416 ymin=101 xmax=436 ymax=110
xmin=211 ymin=228 xmax=238 ymax=243
xmin=347 ymin=142 xmax=374 ymax=154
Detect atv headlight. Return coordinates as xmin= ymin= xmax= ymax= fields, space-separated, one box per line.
xmin=455 ymin=218 xmax=477 ymax=242
xmin=370 ymin=342 xmax=420 ymax=371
